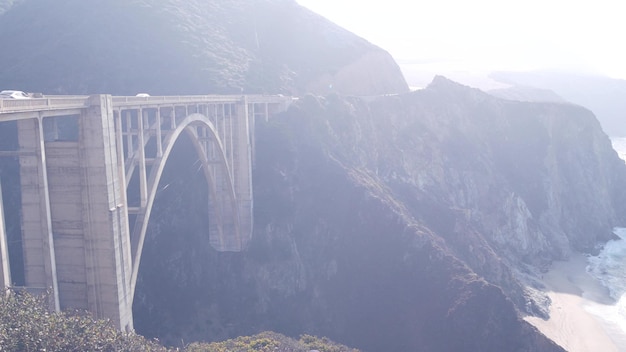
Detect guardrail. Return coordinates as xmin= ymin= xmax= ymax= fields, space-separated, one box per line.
xmin=1 ymin=95 xmax=296 ymax=114
xmin=248 ymin=95 xmax=296 ymax=104
xmin=0 ymin=97 xmax=89 ymax=113
xmin=111 ymin=95 xmax=242 ymax=107
xmin=111 ymin=94 xmax=294 ymax=106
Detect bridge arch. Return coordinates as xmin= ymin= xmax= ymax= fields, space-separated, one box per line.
xmin=127 ymin=112 xmax=239 ymax=300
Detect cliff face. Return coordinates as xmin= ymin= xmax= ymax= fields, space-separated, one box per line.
xmin=131 ymin=78 xmax=625 ymax=351
xmin=366 ymin=77 xmax=626 ymax=263
xmin=0 ymin=0 xmax=408 ymax=96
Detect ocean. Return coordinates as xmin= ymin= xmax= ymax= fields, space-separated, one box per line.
xmin=586 ymin=228 xmax=626 ymax=343
xmin=584 ymin=137 xmax=626 ymax=346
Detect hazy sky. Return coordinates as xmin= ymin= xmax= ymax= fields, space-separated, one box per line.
xmin=296 ymin=0 xmax=626 ymax=80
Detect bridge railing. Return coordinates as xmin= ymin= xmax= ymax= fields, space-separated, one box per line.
xmin=112 ymin=95 xmax=243 ymax=106
xmin=248 ymin=95 xmax=297 ymax=104
xmin=0 ymin=97 xmax=89 ymax=113
xmin=1 ymin=95 xmax=296 ymax=114
xmin=112 ymin=95 xmax=296 ymax=106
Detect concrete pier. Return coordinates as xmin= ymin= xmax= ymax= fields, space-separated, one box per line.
xmin=0 ymin=180 xmax=11 ymax=288
xmin=18 ymin=117 xmax=60 ymax=310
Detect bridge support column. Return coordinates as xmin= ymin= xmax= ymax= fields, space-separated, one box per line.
xmin=27 ymin=96 xmax=133 ymax=330
xmin=233 ymin=98 xmax=253 ymax=248
xmin=76 ymin=95 xmax=133 ymax=330
xmin=0 ymin=180 xmax=11 ymax=288
xmin=17 ymin=117 xmax=60 ymax=310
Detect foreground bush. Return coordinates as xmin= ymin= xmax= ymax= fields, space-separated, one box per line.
xmin=186 ymin=331 xmax=360 ymax=352
xmin=0 ymin=290 xmax=359 ymax=352
xmin=0 ymin=290 xmax=166 ymax=351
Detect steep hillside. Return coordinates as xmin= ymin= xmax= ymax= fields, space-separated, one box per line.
xmin=130 ymin=78 xmax=622 ymax=351
xmin=0 ymin=0 xmax=407 ymax=96
xmin=377 ymin=77 xmax=626 ymax=261
xmin=348 ymin=78 xmax=626 ymax=316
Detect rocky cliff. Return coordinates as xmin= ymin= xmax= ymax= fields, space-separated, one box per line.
xmin=375 ymin=77 xmax=626 ymax=262
xmin=128 ymin=77 xmax=626 ymax=351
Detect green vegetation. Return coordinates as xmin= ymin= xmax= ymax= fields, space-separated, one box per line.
xmin=0 ymin=290 xmax=359 ymax=352
xmin=0 ymin=290 xmax=167 ymax=351
xmin=0 ymin=0 xmax=377 ymax=96
xmin=186 ymin=331 xmax=359 ymax=352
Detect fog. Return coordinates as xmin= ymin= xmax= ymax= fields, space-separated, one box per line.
xmin=297 ymin=0 xmax=626 ymax=86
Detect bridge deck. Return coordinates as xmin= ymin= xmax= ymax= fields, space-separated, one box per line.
xmin=0 ymin=94 xmax=294 ymax=121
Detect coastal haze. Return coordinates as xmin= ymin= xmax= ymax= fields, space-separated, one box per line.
xmin=298 ymin=0 xmax=626 ymax=139
xmin=1 ymin=1 xmax=626 ymax=352
xmin=296 ymin=0 xmax=626 ymax=81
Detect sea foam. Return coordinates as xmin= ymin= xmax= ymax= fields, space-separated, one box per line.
xmin=587 ymin=228 xmax=626 ymax=301
xmin=582 ymin=139 xmax=626 ymax=340
xmin=585 ymin=228 xmax=626 ymax=345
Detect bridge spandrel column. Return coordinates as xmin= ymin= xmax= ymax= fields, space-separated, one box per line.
xmin=233 ymin=98 xmax=253 ymax=248
xmin=17 ymin=118 xmax=60 ymax=310
xmin=0 ymin=180 xmax=11 ymax=288
xmin=76 ymin=95 xmax=133 ymax=330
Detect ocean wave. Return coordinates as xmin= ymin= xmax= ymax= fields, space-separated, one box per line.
xmin=587 ymin=227 xmax=626 ymax=333
xmin=587 ymin=228 xmax=626 ymax=301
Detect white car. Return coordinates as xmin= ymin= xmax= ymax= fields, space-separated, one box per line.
xmin=0 ymin=90 xmax=30 ymax=99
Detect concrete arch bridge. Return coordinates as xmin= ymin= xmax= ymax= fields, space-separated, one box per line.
xmin=0 ymin=94 xmax=293 ymax=330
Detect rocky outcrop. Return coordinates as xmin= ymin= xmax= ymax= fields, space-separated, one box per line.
xmin=387 ymin=77 xmax=626 ymax=262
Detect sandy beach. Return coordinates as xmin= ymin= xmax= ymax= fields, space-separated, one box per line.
xmin=524 ymin=252 xmax=625 ymax=352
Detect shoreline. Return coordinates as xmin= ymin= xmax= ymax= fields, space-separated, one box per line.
xmin=524 ymin=252 xmax=623 ymax=352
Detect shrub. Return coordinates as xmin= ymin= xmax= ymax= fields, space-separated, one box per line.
xmin=0 ymin=290 xmax=359 ymax=352
xmin=185 ymin=331 xmax=360 ymax=352
xmin=0 ymin=290 xmax=167 ymax=351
